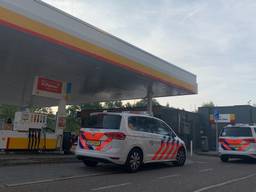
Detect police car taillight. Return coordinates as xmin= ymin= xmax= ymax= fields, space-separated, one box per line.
xmin=104 ymin=132 xmax=126 ymax=140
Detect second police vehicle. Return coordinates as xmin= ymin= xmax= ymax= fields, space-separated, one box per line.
xmin=219 ymin=124 xmax=256 ymax=162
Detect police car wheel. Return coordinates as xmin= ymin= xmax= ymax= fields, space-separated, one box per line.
xmin=220 ymin=155 xmax=229 ymax=162
xmin=125 ymin=149 xmax=143 ymax=173
xmin=83 ymin=160 xmax=98 ymax=167
xmin=173 ymin=148 xmax=186 ymax=166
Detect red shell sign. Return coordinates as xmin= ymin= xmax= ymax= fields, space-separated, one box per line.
xmin=37 ymin=77 xmax=63 ymax=94
xmin=33 ymin=76 xmax=65 ymax=99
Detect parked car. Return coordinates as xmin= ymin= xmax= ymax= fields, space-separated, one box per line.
xmin=75 ymin=111 xmax=186 ymax=172
xmin=219 ymin=124 xmax=256 ymax=162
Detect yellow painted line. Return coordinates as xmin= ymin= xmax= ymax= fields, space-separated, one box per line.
xmin=0 ymin=6 xmax=197 ymax=93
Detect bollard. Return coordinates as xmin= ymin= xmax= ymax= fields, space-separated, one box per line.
xmin=190 ymin=140 xmax=193 ymax=156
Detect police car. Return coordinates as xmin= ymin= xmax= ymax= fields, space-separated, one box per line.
xmin=75 ymin=112 xmax=187 ymax=172
xmin=219 ymin=124 xmax=256 ymax=162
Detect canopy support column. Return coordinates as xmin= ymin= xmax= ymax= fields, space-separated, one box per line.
xmin=147 ymin=83 xmax=153 ymax=116
xmin=56 ymin=98 xmax=66 ymax=151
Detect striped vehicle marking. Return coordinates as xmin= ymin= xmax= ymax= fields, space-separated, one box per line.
xmin=226 ymin=139 xmax=242 ymax=144
xmin=236 ymin=139 xmax=251 ymax=151
xmin=170 ymin=142 xmax=181 ymax=159
xmin=158 ymin=142 xmax=172 ymax=160
xmin=152 ymin=142 xmax=166 ymax=160
xmin=95 ymin=137 xmax=113 ymax=151
xmin=164 ymin=140 xmax=176 ymax=159
xmin=79 ymin=135 xmax=88 ymax=149
xmin=220 ymin=142 xmax=232 ymax=151
xmin=220 ymin=139 xmax=252 ymax=151
xmin=79 ymin=131 xmax=113 ymax=151
xmin=82 ymin=132 xmax=105 ymax=141
xmin=151 ymin=140 xmax=182 ymax=161
xmin=238 ymin=143 xmax=250 ymax=151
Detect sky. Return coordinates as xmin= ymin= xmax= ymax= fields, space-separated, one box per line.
xmin=44 ymin=0 xmax=256 ymax=111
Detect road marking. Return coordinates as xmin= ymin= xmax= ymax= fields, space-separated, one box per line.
xmin=199 ymin=168 xmax=213 ymax=173
xmin=91 ymin=182 xmax=131 ymax=191
xmin=5 ymin=173 xmax=109 ymax=187
xmin=157 ymin=174 xmax=180 ymax=180
xmin=193 ymin=173 xmax=256 ymax=192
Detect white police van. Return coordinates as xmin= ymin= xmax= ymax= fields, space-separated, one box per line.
xmin=219 ymin=124 xmax=256 ymax=162
xmin=75 ymin=112 xmax=187 ymax=172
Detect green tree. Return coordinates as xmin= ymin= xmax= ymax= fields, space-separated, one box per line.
xmin=134 ymin=98 xmax=160 ymax=107
xmin=104 ymin=100 xmax=123 ymax=109
xmin=0 ymin=104 xmax=18 ymax=121
xmin=124 ymin=102 xmax=133 ymax=108
xmin=65 ymin=105 xmax=80 ymax=133
xmin=30 ymin=106 xmax=53 ymax=114
xmin=65 ymin=102 xmax=104 ymax=133
xmin=202 ymin=101 xmax=215 ymax=107
xmin=80 ymin=102 xmax=103 ymax=110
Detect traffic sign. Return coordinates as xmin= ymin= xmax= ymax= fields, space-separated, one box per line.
xmin=213 ymin=109 xmax=220 ymax=121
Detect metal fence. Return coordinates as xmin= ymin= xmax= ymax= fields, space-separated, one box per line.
xmin=0 ymin=119 xmax=5 ymax=130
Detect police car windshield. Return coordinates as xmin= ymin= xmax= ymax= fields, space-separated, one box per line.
xmin=83 ymin=114 xmax=121 ymax=129
xmin=220 ymin=127 xmax=252 ymax=137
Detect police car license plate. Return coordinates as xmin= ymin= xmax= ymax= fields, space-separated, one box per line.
xmin=87 ymin=140 xmax=101 ymax=146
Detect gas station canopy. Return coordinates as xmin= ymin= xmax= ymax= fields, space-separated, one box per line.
xmin=0 ymin=0 xmax=197 ymax=107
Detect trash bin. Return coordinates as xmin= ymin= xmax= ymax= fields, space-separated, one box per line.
xmin=200 ymin=136 xmax=209 ymax=152
xmin=62 ymin=132 xmax=72 ymax=154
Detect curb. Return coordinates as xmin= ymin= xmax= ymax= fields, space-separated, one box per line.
xmin=0 ymin=156 xmax=80 ymax=167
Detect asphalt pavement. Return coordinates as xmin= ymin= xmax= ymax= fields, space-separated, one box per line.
xmin=0 ymin=155 xmax=256 ymax=192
